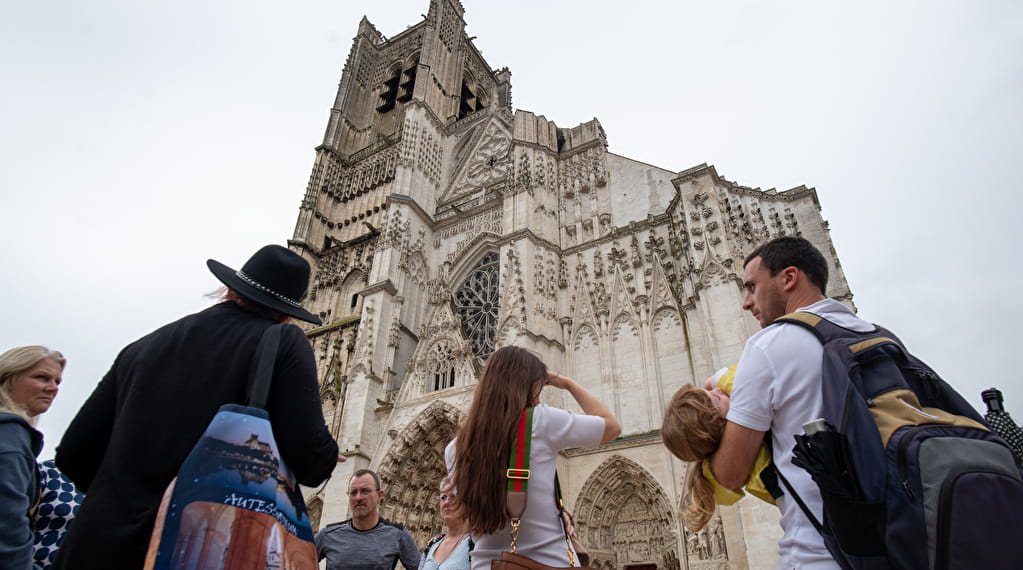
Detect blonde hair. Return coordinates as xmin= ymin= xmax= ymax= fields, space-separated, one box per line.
xmin=662 ymin=384 xmax=725 ymax=532
xmin=0 ymin=345 xmax=66 ymax=424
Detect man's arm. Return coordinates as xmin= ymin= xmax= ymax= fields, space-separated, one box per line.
xmin=55 ymin=364 xmax=120 ymax=492
xmin=398 ymin=528 xmax=421 ymax=569
xmin=709 ymin=420 xmax=765 ymax=490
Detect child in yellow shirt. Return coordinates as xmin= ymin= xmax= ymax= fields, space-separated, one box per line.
xmin=662 ymin=365 xmax=775 ymax=532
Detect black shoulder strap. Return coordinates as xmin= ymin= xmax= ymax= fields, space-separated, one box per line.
xmin=246 ymin=324 xmax=284 ymax=410
xmin=775 ymin=464 xmax=824 ymax=534
xmin=763 ymin=433 xmax=824 ymax=534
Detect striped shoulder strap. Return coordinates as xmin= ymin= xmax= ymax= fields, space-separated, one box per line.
xmin=506 ymin=407 xmax=533 ymax=513
xmin=504 ymin=407 xmax=533 ymax=553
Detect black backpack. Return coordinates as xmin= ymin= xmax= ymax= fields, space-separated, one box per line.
xmin=772 ymin=312 xmax=1023 ymax=570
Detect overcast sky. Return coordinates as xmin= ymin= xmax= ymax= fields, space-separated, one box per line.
xmin=3 ymin=0 xmax=1022 ymax=458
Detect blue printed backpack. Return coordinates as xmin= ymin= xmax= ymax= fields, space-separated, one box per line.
xmin=775 ymin=312 xmax=1023 ymax=570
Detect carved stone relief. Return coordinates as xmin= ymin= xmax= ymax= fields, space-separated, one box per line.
xmin=355 ymin=52 xmax=373 ymax=87
xmin=437 ymin=3 xmax=460 ymax=52
xmin=400 ymin=118 xmax=443 ymax=185
xmin=685 ymin=513 xmax=729 ymax=570
xmin=320 ymin=145 xmax=398 ymax=206
xmin=367 ymin=30 xmax=421 ymax=87
xmin=448 ymin=122 xmax=512 ymax=200
xmin=401 ymin=296 xmax=476 ymax=401
xmin=387 ymin=296 xmax=403 ymax=348
xmin=557 ymin=146 xmax=607 ymax=199
xmin=573 ymin=455 xmax=680 ymax=570
xmin=499 ymin=246 xmax=527 ymax=326
xmin=531 ymin=248 xmax=559 ymax=321
xmin=435 ymin=207 xmax=502 ymax=247
xmin=376 ymin=400 xmax=462 ymax=547
xmin=515 ymin=151 xmax=532 ymax=192
xmin=351 ymin=298 xmax=376 ymax=375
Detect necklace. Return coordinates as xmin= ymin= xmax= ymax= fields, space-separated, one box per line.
xmin=436 ymin=531 xmax=470 ymax=561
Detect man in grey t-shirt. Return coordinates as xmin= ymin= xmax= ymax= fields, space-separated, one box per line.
xmin=315 ymin=469 xmax=421 ymax=570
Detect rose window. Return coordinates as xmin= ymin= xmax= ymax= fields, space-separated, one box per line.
xmin=453 ymin=251 xmax=500 ymax=361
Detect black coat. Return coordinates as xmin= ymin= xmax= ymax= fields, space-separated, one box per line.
xmin=54 ymin=301 xmax=338 ymax=569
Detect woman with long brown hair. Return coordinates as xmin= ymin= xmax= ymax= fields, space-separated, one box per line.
xmin=446 ymin=346 xmax=620 ymax=569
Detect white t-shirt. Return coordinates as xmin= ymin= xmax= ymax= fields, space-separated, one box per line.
xmin=445 ymin=404 xmax=605 ymax=570
xmin=728 ymin=298 xmax=873 ymax=570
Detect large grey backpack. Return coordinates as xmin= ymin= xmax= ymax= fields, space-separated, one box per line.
xmin=775 ymin=312 xmax=1023 ymax=570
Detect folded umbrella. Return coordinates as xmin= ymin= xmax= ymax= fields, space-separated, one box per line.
xmin=791 ymin=428 xmax=885 ymax=558
xmin=792 ymin=429 xmax=863 ymax=501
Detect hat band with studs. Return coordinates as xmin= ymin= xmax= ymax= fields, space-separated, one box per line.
xmin=235 ymin=270 xmax=302 ymax=308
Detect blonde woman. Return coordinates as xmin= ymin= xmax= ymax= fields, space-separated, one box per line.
xmin=0 ymin=345 xmax=65 ymax=568
xmin=421 ymin=477 xmax=472 ymax=570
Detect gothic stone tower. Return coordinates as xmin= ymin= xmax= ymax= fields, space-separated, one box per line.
xmin=289 ymin=2 xmax=854 ymax=569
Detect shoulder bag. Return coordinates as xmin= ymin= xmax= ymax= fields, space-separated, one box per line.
xmin=492 ymin=407 xmax=594 ymax=570
xmin=143 ymin=324 xmax=319 ymax=569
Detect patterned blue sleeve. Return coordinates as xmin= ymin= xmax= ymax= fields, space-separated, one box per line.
xmin=32 ymin=459 xmax=85 ymax=569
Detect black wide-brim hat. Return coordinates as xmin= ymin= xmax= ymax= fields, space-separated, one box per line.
xmin=207 ymin=245 xmax=322 ymax=325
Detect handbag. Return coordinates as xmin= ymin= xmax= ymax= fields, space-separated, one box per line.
xmin=143 ymin=324 xmax=319 ymax=569
xmin=491 ymin=407 xmax=595 ymax=570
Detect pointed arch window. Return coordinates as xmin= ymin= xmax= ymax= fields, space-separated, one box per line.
xmin=427 ymin=341 xmax=457 ymax=391
xmin=453 ymin=251 xmax=500 ymax=361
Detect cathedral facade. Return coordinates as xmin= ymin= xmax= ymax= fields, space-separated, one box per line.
xmin=288 ymin=2 xmax=854 ymax=568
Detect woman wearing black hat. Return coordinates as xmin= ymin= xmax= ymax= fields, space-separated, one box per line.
xmin=52 ymin=245 xmax=339 ymax=570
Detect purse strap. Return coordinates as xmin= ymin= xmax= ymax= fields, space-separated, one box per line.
xmin=505 ymin=407 xmax=534 ymax=552
xmin=246 ymin=324 xmax=284 ymax=410
xmin=504 ymin=407 xmax=580 ymax=566
xmin=553 ymin=475 xmax=581 ymax=566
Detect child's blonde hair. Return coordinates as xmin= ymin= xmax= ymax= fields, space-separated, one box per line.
xmin=662 ymin=384 xmax=726 ymax=532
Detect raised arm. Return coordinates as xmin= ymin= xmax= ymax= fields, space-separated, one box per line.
xmin=546 ymin=372 xmax=621 ymax=443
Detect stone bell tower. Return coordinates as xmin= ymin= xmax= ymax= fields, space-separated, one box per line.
xmin=288 ymin=2 xmax=854 ymax=569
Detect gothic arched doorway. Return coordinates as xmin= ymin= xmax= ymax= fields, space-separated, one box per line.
xmin=572 ymin=456 xmax=683 ymax=568
xmin=573 ymin=455 xmax=681 ymax=570
xmin=376 ymin=400 xmax=462 ymax=547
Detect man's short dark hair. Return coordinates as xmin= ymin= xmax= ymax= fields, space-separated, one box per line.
xmin=350 ymin=468 xmax=381 ymax=491
xmin=744 ymin=236 xmax=829 ymax=293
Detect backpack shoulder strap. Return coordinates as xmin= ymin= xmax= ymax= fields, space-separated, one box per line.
xmin=772 ymin=311 xmax=827 ymax=342
xmin=763 ymin=433 xmax=824 ymax=535
xmin=773 ymin=311 xmax=886 ymax=345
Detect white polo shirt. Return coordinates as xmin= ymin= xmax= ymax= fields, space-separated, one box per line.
xmin=728 ymin=298 xmax=873 ymax=569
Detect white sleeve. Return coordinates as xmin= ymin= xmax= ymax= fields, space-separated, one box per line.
xmin=726 ymin=341 xmax=775 ymax=431
xmin=535 ymin=404 xmax=605 ymax=451
xmin=444 ymin=438 xmax=456 ymax=473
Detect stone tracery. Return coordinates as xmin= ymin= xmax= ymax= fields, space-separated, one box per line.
xmin=453 ymin=251 xmax=500 ymax=361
